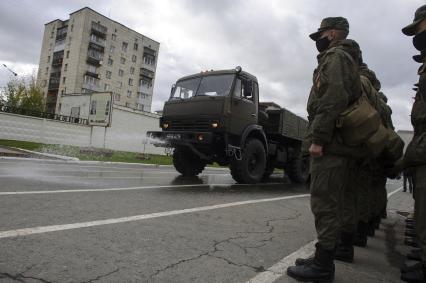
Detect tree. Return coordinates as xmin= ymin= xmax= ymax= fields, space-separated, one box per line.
xmin=1 ymin=74 xmax=45 ymax=113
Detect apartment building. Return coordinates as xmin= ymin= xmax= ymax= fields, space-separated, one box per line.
xmin=37 ymin=7 xmax=159 ymax=114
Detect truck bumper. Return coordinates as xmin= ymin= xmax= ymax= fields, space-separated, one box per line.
xmin=147 ymin=131 xmax=214 ymax=147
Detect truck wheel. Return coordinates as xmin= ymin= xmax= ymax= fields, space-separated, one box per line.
xmin=285 ymin=156 xmax=309 ymax=183
xmin=230 ymin=139 xmax=266 ymax=184
xmin=173 ymin=147 xmax=206 ymax=176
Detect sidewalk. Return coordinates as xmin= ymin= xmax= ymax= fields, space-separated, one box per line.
xmin=278 ymin=188 xmax=414 ymax=283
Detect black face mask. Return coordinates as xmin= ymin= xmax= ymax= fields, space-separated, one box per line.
xmin=316 ymin=36 xmax=331 ymax=52
xmin=413 ymin=30 xmax=426 ymax=51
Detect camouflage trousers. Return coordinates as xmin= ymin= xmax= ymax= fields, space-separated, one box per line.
xmin=414 ymin=164 xmax=426 ymax=262
xmin=341 ymin=162 xmax=360 ymax=234
xmin=369 ymin=175 xmax=388 ymax=220
xmin=310 ymin=154 xmax=355 ymax=250
xmin=354 ymin=165 xmax=373 ymax=224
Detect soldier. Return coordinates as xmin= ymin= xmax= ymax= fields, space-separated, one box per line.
xmin=401 ymin=4 xmax=426 ymax=283
xmin=286 ymin=17 xmax=362 ymax=282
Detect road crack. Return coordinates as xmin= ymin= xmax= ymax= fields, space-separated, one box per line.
xmin=149 ymin=214 xmax=301 ymax=278
xmin=79 ymin=268 xmax=119 ymax=283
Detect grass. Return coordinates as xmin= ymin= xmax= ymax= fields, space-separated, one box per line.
xmin=0 ymin=139 xmax=173 ymax=165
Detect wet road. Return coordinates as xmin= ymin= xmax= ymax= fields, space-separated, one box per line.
xmin=0 ymin=158 xmax=408 ymax=283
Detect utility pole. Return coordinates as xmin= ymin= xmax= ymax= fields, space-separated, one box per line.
xmin=2 ymin=64 xmax=18 ymax=77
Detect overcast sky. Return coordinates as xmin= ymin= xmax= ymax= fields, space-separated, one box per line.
xmin=0 ymin=0 xmax=423 ymax=130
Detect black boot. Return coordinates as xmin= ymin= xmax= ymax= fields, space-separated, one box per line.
xmin=367 ymin=220 xmax=376 ymax=237
xmin=287 ymin=245 xmax=335 ymax=283
xmin=400 ymin=264 xmax=425 ymax=283
xmin=354 ymin=222 xmax=368 ymax=247
xmin=405 ymin=237 xmax=419 ymax=248
xmin=407 ymin=249 xmax=422 ymax=261
xmin=334 ymin=233 xmax=354 ymax=263
xmin=401 ymin=261 xmax=422 ymax=273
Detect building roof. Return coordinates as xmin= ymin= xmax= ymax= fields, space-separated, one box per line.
xmin=45 ymin=7 xmax=160 ymax=45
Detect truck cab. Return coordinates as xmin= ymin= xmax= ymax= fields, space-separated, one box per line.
xmin=148 ymin=67 xmax=309 ymax=184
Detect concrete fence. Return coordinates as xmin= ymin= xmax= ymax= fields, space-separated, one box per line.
xmin=0 ymin=105 xmax=164 ymax=155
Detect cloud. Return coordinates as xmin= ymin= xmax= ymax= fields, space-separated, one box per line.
xmin=0 ymin=0 xmax=423 ymax=131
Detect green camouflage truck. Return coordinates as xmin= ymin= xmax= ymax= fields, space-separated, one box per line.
xmin=147 ymin=67 xmax=309 ymax=184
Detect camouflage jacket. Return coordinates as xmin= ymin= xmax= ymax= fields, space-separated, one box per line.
xmin=304 ymin=39 xmax=362 ymax=157
xmin=403 ymin=63 xmax=426 ymax=167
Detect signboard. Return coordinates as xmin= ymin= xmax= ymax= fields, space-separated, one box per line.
xmin=89 ymin=92 xmax=112 ymax=126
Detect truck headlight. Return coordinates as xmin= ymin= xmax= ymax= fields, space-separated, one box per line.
xmin=211 ymin=122 xmax=219 ymax=128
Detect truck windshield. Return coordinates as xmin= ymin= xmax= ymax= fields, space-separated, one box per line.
xmin=170 ymin=74 xmax=234 ymax=100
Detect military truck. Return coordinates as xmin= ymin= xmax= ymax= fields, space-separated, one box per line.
xmin=147 ymin=67 xmax=309 ymax=184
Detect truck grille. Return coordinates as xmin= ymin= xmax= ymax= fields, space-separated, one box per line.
xmin=169 ymin=120 xmax=212 ymax=131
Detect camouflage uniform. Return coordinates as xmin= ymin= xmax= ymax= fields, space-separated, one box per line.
xmin=306 ymin=38 xmax=362 ymax=251
xmin=402 ymin=5 xmax=426 ymax=281
xmin=288 ymin=17 xmax=362 ymax=283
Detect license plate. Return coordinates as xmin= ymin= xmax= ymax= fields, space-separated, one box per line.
xmin=166 ymin=134 xmax=181 ymax=140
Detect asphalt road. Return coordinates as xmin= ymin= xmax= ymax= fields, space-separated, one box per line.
xmin=0 ymin=158 xmax=411 ymax=283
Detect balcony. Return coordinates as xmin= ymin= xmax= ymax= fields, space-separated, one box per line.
xmin=48 ymin=78 xmax=60 ymax=90
xmin=139 ymin=84 xmax=150 ymax=94
xmin=87 ymin=50 xmax=103 ymax=66
xmin=85 ymin=70 xmax=99 ymax=79
xmin=90 ymin=34 xmax=106 ymax=48
xmin=91 ymin=22 xmax=107 ymax=38
xmin=82 ymin=82 xmax=100 ymax=92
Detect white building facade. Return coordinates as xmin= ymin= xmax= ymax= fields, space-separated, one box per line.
xmin=37 ymin=7 xmax=160 ymax=114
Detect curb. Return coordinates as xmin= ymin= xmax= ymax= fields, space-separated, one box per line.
xmin=7 ymin=147 xmax=79 ymax=161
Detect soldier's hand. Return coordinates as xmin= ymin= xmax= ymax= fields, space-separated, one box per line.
xmin=309 ymin=144 xmax=323 ymax=158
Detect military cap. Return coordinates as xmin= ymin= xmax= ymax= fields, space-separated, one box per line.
xmin=402 ymin=5 xmax=426 ymax=36
xmin=413 ymin=49 xmax=426 ymax=63
xmin=309 ymin=17 xmax=349 ymax=41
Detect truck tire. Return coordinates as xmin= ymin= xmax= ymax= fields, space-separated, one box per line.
xmin=230 ymin=139 xmax=266 ymax=184
xmin=285 ymin=155 xmax=309 ymax=183
xmin=173 ymin=147 xmax=206 ymax=176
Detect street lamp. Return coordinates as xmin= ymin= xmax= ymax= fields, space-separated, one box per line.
xmin=2 ymin=64 xmax=18 ymax=77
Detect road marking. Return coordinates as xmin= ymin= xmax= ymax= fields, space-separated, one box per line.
xmin=245 ymin=186 xmax=403 ymax=283
xmin=0 ymin=183 xmax=284 ymax=196
xmin=0 ymin=193 xmax=310 ymax=239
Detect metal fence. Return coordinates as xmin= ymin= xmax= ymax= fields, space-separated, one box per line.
xmin=0 ymin=105 xmax=89 ymax=125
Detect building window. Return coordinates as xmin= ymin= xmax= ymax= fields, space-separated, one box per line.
xmin=125 ymin=102 xmax=131 ymax=108
xmin=134 ymin=43 xmax=138 ymax=51
xmin=117 ymin=81 xmax=123 ymax=88
xmin=114 ymin=93 xmax=121 ymax=101
xmin=42 ymin=80 xmax=47 ymax=87
xmin=66 ymin=50 xmax=70 ymax=58
xmin=64 ymin=64 xmax=68 ymax=71
xmin=122 ymin=42 xmax=128 ymax=52
xmin=143 ymin=47 xmax=156 ymax=65
xmin=47 ymin=56 xmax=50 ymax=63
xmin=118 ymin=69 xmax=124 ymax=77
xmin=45 ymin=67 xmax=49 ymax=75
xmin=132 ymin=55 xmax=137 ymax=62
xmin=106 ymin=70 xmax=112 ymax=79
xmin=104 ymin=83 xmax=110 ymax=91
xmin=112 ymin=33 xmax=116 ymax=41
xmin=130 ymin=67 xmax=135 ymax=75
xmin=128 ymin=78 xmax=133 ymax=86
xmin=109 ymin=45 xmax=115 ymax=53
xmin=84 ymin=75 xmax=100 ymax=87
xmin=62 ymin=77 xmax=66 ymax=83
xmin=70 ymin=24 xmax=73 ymax=32
xmin=107 ymin=57 xmax=113 ymax=66
xmin=138 ymin=92 xmax=149 ymax=99
xmin=120 ymin=57 xmax=126 ymax=64
xmin=140 ymin=78 xmax=152 ymax=89
xmin=127 ymin=90 xmax=132 ymax=98
xmin=136 ymin=103 xmax=144 ymax=111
